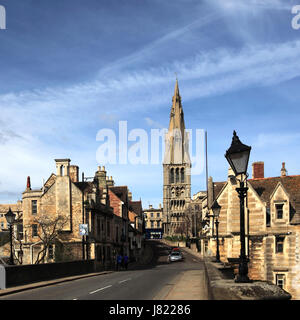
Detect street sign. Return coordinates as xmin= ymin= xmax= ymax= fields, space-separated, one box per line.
xmin=79 ymin=224 xmax=88 ymax=236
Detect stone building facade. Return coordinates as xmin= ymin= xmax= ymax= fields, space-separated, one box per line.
xmin=201 ymin=161 xmax=300 ymax=299
xmin=128 ymin=200 xmax=144 ymax=260
xmin=143 ymin=204 xmax=163 ymax=239
xmin=163 ymin=80 xmax=191 ymax=236
xmin=0 ymin=159 xmax=142 ymax=266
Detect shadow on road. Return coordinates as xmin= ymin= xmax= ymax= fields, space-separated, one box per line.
xmin=127 ymin=240 xmax=172 ymax=271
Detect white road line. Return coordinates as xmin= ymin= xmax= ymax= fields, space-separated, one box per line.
xmin=119 ymin=278 xmax=132 ymax=284
xmin=89 ymin=285 xmax=112 ymax=295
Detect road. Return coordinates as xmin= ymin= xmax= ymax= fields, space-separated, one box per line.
xmin=0 ymin=241 xmax=208 ymax=300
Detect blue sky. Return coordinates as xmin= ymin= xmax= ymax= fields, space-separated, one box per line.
xmin=0 ymin=0 xmax=300 ymax=207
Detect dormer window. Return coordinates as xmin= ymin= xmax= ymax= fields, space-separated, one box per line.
xmin=275 ymin=203 xmax=284 ymax=219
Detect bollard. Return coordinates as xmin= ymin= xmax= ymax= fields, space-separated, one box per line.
xmin=0 ymin=264 xmax=5 ymax=290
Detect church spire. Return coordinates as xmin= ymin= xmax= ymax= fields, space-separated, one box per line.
xmin=169 ymin=79 xmax=184 ymax=132
xmin=164 ymin=79 xmax=191 ymax=165
xmin=174 ymin=78 xmax=180 ymax=97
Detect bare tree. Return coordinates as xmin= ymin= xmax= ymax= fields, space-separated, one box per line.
xmin=26 ymin=214 xmax=68 ymax=264
xmin=12 ymin=230 xmax=24 ymax=265
xmin=174 ymin=211 xmax=192 ymax=240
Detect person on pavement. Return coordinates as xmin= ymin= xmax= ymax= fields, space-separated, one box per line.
xmin=123 ymin=254 xmax=129 ymax=270
xmin=116 ymin=253 xmax=123 ymax=271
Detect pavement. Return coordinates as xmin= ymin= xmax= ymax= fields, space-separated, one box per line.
xmin=158 ymin=269 xmax=208 ymax=300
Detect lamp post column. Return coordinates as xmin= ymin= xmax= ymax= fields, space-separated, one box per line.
xmin=215 ymin=219 xmax=220 ymax=262
xmin=9 ymin=223 xmax=14 ymax=265
xmin=235 ymin=180 xmax=249 ymax=283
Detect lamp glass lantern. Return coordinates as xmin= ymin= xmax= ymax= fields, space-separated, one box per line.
xmin=211 ymin=200 xmax=221 ymax=219
xmin=5 ymin=208 xmax=16 ymax=225
xmin=225 ymin=131 xmax=251 ymax=176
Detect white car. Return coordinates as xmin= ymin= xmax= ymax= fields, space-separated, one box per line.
xmin=168 ymin=251 xmax=183 ymax=262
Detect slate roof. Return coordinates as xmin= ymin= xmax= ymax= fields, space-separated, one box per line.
xmin=129 ymin=201 xmax=142 ymax=216
xmin=74 ymin=181 xmax=95 ymax=193
xmin=213 ymin=182 xmax=227 ymax=199
xmin=109 ymin=186 xmax=128 ymax=204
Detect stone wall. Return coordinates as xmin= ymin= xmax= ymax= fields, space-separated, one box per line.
xmin=4 ymin=259 xmax=96 ymax=288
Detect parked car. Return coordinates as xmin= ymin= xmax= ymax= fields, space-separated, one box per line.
xmin=168 ymin=251 xmax=183 ymax=262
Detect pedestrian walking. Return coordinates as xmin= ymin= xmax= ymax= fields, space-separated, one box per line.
xmin=123 ymin=254 xmax=129 ymax=270
xmin=116 ymin=253 xmax=123 ymax=271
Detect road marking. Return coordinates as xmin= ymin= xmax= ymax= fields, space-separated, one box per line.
xmin=89 ymin=285 xmax=112 ymax=295
xmin=119 ymin=278 xmax=132 ymax=284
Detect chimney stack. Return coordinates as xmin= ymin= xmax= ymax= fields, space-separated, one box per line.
xmin=252 ymin=162 xmax=264 ymax=179
xmin=281 ymin=162 xmax=287 ymax=177
xmin=95 ymin=165 xmax=107 ymax=188
xmin=69 ymin=165 xmax=79 ymax=183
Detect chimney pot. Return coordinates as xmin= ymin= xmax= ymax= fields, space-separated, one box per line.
xmin=27 ymin=176 xmax=31 ymax=190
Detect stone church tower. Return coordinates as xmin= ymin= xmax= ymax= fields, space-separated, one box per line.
xmin=163 ymin=80 xmax=191 ymax=236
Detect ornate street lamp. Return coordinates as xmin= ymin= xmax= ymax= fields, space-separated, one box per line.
xmin=5 ymin=208 xmax=16 ymax=265
xmin=211 ymin=200 xmax=221 ymax=263
xmin=225 ymin=130 xmax=251 ymax=283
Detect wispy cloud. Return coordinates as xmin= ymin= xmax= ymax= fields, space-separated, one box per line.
xmin=253 ymin=132 xmax=300 ymax=148
xmin=144 ymin=117 xmax=164 ymax=129
xmin=206 ymin=0 xmax=292 ymax=12
xmin=97 ymin=11 xmax=222 ymax=77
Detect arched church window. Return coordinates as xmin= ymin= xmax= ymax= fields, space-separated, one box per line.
xmin=181 ymin=168 xmax=185 ymax=183
xmin=176 ymin=168 xmax=179 ymax=182
xmin=170 ymin=168 xmax=174 ymax=183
